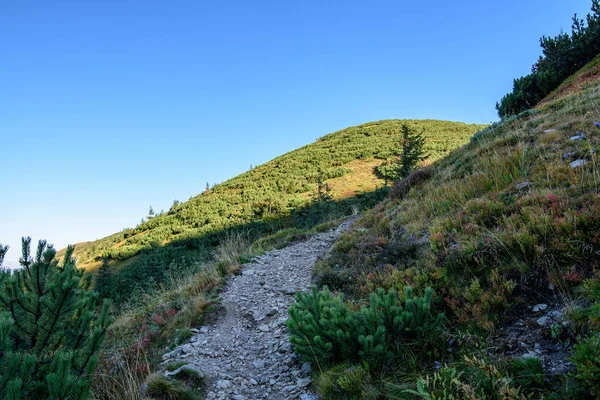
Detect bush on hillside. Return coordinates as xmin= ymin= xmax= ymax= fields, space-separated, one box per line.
xmin=0 ymin=238 xmax=113 ymax=400
xmin=390 ymin=167 xmax=435 ymax=200
xmin=286 ymin=286 xmax=445 ymax=372
xmin=496 ymin=1 xmax=600 ymax=117
xmin=572 ymin=334 xmax=600 ymax=396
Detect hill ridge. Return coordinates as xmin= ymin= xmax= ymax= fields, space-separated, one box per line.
xmin=64 ymin=119 xmax=484 ymax=304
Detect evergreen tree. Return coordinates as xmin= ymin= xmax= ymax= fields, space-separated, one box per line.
xmin=148 ymin=206 xmax=155 ymax=218
xmin=397 ymin=123 xmax=429 ymax=180
xmin=94 ymin=258 xmax=113 ymax=299
xmin=0 ymin=237 xmax=113 ymax=400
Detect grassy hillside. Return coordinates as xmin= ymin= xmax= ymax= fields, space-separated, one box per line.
xmin=538 ymin=54 xmax=600 ymax=107
xmin=303 ymin=58 xmax=600 ymax=398
xmin=64 ymin=119 xmax=483 ymax=302
xmin=83 ymin=119 xmax=483 ymax=399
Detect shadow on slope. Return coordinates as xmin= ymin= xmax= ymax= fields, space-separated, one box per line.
xmin=99 ymin=187 xmax=390 ymax=306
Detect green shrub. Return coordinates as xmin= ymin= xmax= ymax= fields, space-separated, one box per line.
xmin=496 ymin=2 xmax=600 ymax=117
xmin=286 ymin=286 xmax=359 ymax=364
xmin=317 ymin=363 xmax=379 ymax=400
xmin=357 ymin=287 xmax=445 ymax=371
xmin=173 ymin=328 xmax=193 ymax=345
xmin=0 ymin=238 xmax=113 ymax=400
xmin=406 ymin=357 xmax=530 ymax=400
xmin=144 ymin=373 xmax=201 ymax=400
xmin=508 ymin=357 xmax=546 ymax=391
xmin=287 ymin=286 xmax=445 ymax=371
xmin=390 ymin=167 xmax=435 ymax=200
xmin=572 ymin=334 xmax=600 ymax=396
xmin=402 ymin=366 xmax=464 ymax=399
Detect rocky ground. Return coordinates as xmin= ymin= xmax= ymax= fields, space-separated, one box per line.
xmin=492 ymin=302 xmax=574 ymax=375
xmin=161 ymin=219 xmax=355 ymax=400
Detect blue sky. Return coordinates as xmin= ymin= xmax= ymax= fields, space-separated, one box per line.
xmin=0 ymin=0 xmax=592 ymax=267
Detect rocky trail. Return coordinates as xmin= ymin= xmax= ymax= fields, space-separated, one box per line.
xmin=161 ymin=219 xmax=355 ymax=400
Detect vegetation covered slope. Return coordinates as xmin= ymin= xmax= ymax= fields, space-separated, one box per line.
xmin=63 ymin=120 xmax=483 ymax=301
xmin=306 ymin=58 xmax=600 ymax=398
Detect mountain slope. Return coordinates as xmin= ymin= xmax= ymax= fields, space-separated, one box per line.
xmin=63 ymin=119 xmax=484 ymax=298
xmin=310 ymin=57 xmax=600 ymax=398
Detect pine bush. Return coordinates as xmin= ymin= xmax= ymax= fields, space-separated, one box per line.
xmin=287 ymin=285 xmax=444 ymax=371
xmin=0 ymin=238 xmax=113 ymax=400
xmin=286 ymin=286 xmax=358 ymax=363
xmin=357 ymin=287 xmax=444 ymax=370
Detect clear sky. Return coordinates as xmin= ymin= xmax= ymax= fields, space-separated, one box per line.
xmin=0 ymin=0 xmax=593 ymax=267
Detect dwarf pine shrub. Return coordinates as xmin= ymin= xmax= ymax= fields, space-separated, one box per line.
xmin=287 ymin=286 xmax=444 ymax=371
xmin=357 ymin=287 xmax=445 ymax=370
xmin=286 ymin=286 xmax=358 ymax=363
xmin=0 ymin=238 xmax=113 ymax=400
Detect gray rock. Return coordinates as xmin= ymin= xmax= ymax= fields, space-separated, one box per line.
xmin=252 ymin=359 xmax=265 ymax=369
xmin=300 ymin=395 xmax=318 ymax=400
xmin=301 ymin=362 xmax=312 ymax=374
xmin=570 ymin=132 xmax=586 ymax=141
xmin=216 ymin=379 xmax=232 ymax=389
xmin=279 ymin=287 xmax=298 ymax=295
xmin=515 ymin=181 xmax=531 ymax=190
xmin=570 ymin=159 xmax=587 ymax=168
xmin=297 ymin=378 xmax=311 ymax=387
xmin=532 ymin=304 xmax=548 ymax=312
xmin=258 ymin=324 xmax=270 ymax=332
xmin=536 ymin=315 xmax=550 ymax=326
xmin=537 ymin=310 xmax=564 ymax=327
xmin=544 ymin=129 xmax=556 ymax=133
xmin=180 ymin=344 xmax=194 ymax=354
xmin=232 ymin=395 xmax=247 ymax=400
xmin=266 ymin=308 xmax=278 ymax=316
